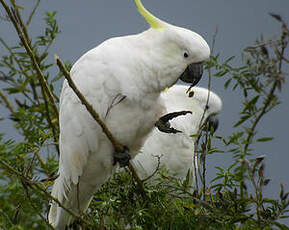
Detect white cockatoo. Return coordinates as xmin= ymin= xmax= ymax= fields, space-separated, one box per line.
xmin=48 ymin=0 xmax=210 ymax=228
xmin=132 ymin=85 xmax=222 ymax=186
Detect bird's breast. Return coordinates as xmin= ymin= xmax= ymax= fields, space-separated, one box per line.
xmin=105 ymin=97 xmax=165 ymax=158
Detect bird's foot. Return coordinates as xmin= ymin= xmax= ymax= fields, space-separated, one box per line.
xmin=113 ymin=146 xmax=131 ymax=167
xmin=155 ymin=111 xmax=192 ymax=134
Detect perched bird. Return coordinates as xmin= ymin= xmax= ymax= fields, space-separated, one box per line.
xmin=132 ymin=85 xmax=222 ymax=186
xmin=48 ymin=0 xmax=210 ymax=228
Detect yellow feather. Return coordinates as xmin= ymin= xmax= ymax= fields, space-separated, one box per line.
xmin=135 ymin=0 xmax=164 ymax=29
xmin=163 ymin=87 xmax=170 ymax=92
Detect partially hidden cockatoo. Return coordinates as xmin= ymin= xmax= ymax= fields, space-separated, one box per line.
xmin=48 ymin=0 xmax=210 ymax=228
xmin=132 ymin=85 xmax=222 ymax=186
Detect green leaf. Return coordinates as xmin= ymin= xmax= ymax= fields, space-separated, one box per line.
xmin=234 ymin=115 xmax=250 ymax=127
xmin=257 ymin=137 xmax=274 ymax=142
xmin=224 ymin=78 xmax=232 ymax=89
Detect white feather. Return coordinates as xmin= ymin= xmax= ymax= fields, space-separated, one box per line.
xmin=132 ymin=85 xmax=222 ymax=186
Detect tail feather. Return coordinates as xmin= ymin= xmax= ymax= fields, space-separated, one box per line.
xmin=48 ymin=175 xmax=96 ymax=229
xmin=48 ymin=176 xmax=73 ymax=229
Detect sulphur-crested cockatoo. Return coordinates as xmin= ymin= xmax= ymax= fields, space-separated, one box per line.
xmin=48 ymin=0 xmax=210 ymax=228
xmin=132 ymin=85 xmax=222 ymax=186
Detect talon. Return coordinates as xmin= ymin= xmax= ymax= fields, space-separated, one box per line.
xmin=186 ymin=84 xmax=194 ymax=94
xmin=113 ymin=146 xmax=131 ymax=167
xmin=159 ymin=111 xmax=192 ymax=123
xmin=155 ymin=111 xmax=192 ymax=134
xmin=155 ymin=120 xmax=181 ymax=133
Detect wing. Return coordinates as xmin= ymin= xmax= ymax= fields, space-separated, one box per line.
xmin=133 ymin=123 xmax=194 ymax=182
xmin=58 ymin=51 xmax=124 ymax=187
xmin=50 ymin=57 xmax=127 ymax=226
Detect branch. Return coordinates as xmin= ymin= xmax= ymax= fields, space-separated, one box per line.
xmin=55 ymin=56 xmax=147 ymax=197
xmin=128 ymin=163 xmax=146 ymax=197
xmin=0 ymin=0 xmax=59 ymax=119
xmin=0 ymin=88 xmax=15 ymax=114
xmin=26 ymin=192 xmax=55 ymax=230
xmin=0 ymin=208 xmax=13 ymax=227
xmin=243 ymin=25 xmax=287 ymax=156
xmin=26 ymin=0 xmax=40 ymax=26
xmin=0 ymin=159 xmax=92 ymax=227
xmin=0 ymin=35 xmax=41 ymax=105
xmin=40 ymin=82 xmax=60 ymax=155
xmin=55 ymin=56 xmax=123 ymax=152
xmin=198 ymin=25 xmax=218 ymax=132
xmin=240 ymin=20 xmax=288 ymax=197
xmin=141 ymin=155 xmax=162 ymax=182
xmin=194 ymin=25 xmax=218 ymax=194
xmin=0 ymin=0 xmax=60 ymax=154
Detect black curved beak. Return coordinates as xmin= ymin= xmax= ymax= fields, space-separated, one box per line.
xmin=179 ymin=62 xmax=204 ymax=86
xmin=206 ymin=114 xmax=219 ymax=133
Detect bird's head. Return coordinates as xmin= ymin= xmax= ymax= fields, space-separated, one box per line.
xmin=135 ymin=0 xmax=210 ymax=87
xmin=162 ymin=85 xmax=222 ymax=134
xmin=189 ymin=86 xmax=223 ymax=133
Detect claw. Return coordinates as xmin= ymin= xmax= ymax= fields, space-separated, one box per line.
xmin=155 ymin=119 xmax=181 ymax=134
xmin=155 ymin=111 xmax=192 ymax=134
xmin=113 ymin=146 xmax=131 ymax=167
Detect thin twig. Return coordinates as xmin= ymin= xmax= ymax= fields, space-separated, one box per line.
xmin=142 ymin=155 xmax=162 ymax=182
xmin=0 ymin=208 xmax=13 ymax=226
xmin=0 ymin=36 xmax=41 ymax=105
xmin=26 ymin=0 xmax=40 ymax=26
xmin=34 ymin=148 xmax=46 ymax=168
xmin=194 ymin=26 xmax=218 ymax=194
xmin=211 ymin=25 xmax=218 ymax=56
xmin=40 ymin=82 xmax=60 ymax=155
xmin=0 ymin=88 xmax=15 ymax=114
xmin=55 ymin=56 xmax=147 ymax=197
xmin=282 ymin=56 xmax=289 ymax=63
xmin=128 ymin=163 xmax=147 ymax=197
xmin=26 ymin=191 xmax=55 ymax=230
xmin=164 ymin=183 xmax=214 ymax=212
xmin=198 ymin=26 xmax=218 ymax=132
xmin=11 ymin=1 xmax=31 ymax=46
xmin=244 ymin=38 xmax=281 ymax=50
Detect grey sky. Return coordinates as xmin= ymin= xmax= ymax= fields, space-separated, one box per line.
xmin=1 ymin=0 xmax=289 ymax=223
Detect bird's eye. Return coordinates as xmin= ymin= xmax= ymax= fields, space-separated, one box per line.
xmin=205 ymin=105 xmax=210 ymax=110
xmin=183 ymin=52 xmax=189 ymax=58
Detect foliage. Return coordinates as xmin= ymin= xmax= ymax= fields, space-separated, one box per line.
xmin=0 ymin=1 xmax=288 ymax=229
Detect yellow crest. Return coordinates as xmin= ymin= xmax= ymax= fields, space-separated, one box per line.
xmin=135 ymin=0 xmax=165 ymax=29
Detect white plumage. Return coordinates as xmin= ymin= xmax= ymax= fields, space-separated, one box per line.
xmin=48 ymin=0 xmax=210 ymax=228
xmin=132 ymin=85 xmax=222 ymax=185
